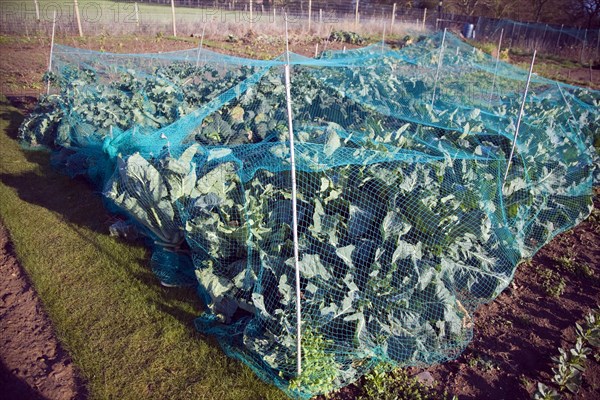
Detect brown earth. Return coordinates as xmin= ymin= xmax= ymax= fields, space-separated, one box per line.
xmin=0 ymin=33 xmax=599 ymax=400
xmin=0 ymin=221 xmax=86 ymax=400
xmin=417 ymin=193 xmax=600 ymax=400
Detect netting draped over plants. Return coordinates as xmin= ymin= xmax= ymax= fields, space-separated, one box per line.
xmin=19 ymin=32 xmax=600 ymax=398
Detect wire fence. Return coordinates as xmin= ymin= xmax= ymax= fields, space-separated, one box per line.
xmin=0 ymin=1 xmax=598 ymax=61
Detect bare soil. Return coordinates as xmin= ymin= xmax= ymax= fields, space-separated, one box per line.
xmin=0 ymin=34 xmax=599 ymax=400
xmin=416 ymin=192 xmax=600 ymax=399
xmin=0 ymin=221 xmax=86 ymax=400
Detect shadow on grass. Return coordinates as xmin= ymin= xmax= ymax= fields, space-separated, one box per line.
xmin=131 ymin=266 xmax=209 ymax=335
xmin=0 ymin=97 xmax=210 ymax=335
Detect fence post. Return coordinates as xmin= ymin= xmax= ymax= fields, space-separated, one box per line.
xmin=283 ymin=13 xmax=302 ymax=380
xmin=431 ymin=28 xmax=447 ymax=108
xmin=250 ymin=0 xmax=253 ymax=30
xmin=509 ymin=20 xmax=516 ymax=50
xmin=391 ymin=3 xmax=396 ymax=31
xmin=580 ymin=29 xmax=588 ymax=64
xmin=170 ymin=0 xmax=176 ymax=36
xmin=308 ymin=0 xmax=312 ymax=32
xmin=503 ymin=50 xmax=536 ymax=186
xmin=33 ymin=0 xmax=40 ymax=22
xmin=514 ymin=23 xmax=522 ymax=49
xmin=423 ymin=8 xmax=427 ymax=30
xmin=134 ymin=2 xmax=140 ymax=27
xmin=556 ymin=24 xmax=563 ymax=48
xmin=355 ymin=0 xmax=360 ymax=29
xmin=596 ymin=29 xmax=600 ymax=58
xmin=73 ymin=0 xmax=83 ymax=37
xmin=320 ymin=9 xmax=322 ymax=24
xmin=46 ymin=10 xmax=57 ymax=95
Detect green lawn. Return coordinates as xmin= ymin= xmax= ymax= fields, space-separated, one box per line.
xmin=0 ymin=95 xmax=286 ymax=399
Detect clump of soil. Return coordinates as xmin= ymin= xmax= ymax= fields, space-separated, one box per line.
xmin=0 ymin=222 xmax=86 ymax=400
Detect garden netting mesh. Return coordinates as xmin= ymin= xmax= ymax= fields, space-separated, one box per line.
xmin=19 ymin=31 xmax=600 ymax=398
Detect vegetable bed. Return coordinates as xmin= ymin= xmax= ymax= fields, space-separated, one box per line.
xmin=19 ymin=32 xmax=600 ymax=398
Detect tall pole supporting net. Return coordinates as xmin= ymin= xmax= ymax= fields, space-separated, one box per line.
xmin=503 ymin=50 xmax=536 ymax=185
xmin=430 ymin=28 xmax=447 ymax=108
xmin=284 ymin=13 xmax=303 ymax=378
xmin=46 ymin=10 xmax=56 ymax=95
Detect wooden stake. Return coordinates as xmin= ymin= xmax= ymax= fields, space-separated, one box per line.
xmin=250 ymin=0 xmax=253 ymax=30
xmin=391 ymin=3 xmax=396 ymax=32
xmin=34 ymin=0 xmax=40 ymax=22
xmin=355 ymin=0 xmax=359 ymax=28
xmin=596 ymin=29 xmax=600 ymax=59
xmin=134 ymin=2 xmax=140 ymax=27
xmin=556 ymin=24 xmax=563 ymax=48
xmin=315 ymin=42 xmax=319 ymax=58
xmin=74 ymin=0 xmax=82 ymax=37
xmin=170 ymin=0 xmax=176 ymax=37
xmin=422 ymin=8 xmax=427 ymax=30
xmin=580 ymin=29 xmax=588 ymax=64
xmin=308 ymin=0 xmax=312 ymax=32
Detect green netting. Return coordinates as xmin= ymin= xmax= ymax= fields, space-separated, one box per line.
xmin=19 ymin=32 xmax=600 ymax=399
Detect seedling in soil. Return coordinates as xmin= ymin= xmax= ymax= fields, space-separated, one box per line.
xmin=533 ymin=382 xmax=561 ymax=400
xmin=553 ymin=255 xmax=595 ymax=278
xmin=538 ymin=268 xmax=566 ymax=298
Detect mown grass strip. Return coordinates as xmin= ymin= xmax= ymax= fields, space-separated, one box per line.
xmin=0 ymin=96 xmax=285 ymax=400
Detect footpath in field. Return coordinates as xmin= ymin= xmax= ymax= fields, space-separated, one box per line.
xmin=0 ymin=222 xmax=84 ymax=400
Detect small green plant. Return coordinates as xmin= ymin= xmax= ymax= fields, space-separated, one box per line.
xmin=538 ymin=268 xmax=566 ymax=298
xmin=535 ymin=307 xmax=599 ymax=398
xmin=553 ymin=255 xmax=594 ymax=278
xmin=329 ymin=30 xmax=367 ymax=45
xmin=550 ymin=340 xmax=587 ymax=394
xmin=576 ymin=308 xmax=600 ymax=359
xmin=289 ymin=328 xmax=339 ymax=395
xmin=226 ymin=34 xmax=239 ymax=43
xmin=588 ymin=207 xmax=600 ymax=224
xmin=467 ymin=354 xmax=499 ymax=371
xmin=533 ymin=382 xmax=561 ymax=400
xmin=358 ymin=364 xmax=454 ymax=400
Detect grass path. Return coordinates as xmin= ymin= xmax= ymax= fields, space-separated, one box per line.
xmin=0 ymin=96 xmax=285 ymax=400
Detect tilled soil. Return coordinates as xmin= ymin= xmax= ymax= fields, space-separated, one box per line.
xmin=0 ymin=222 xmax=85 ymax=400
